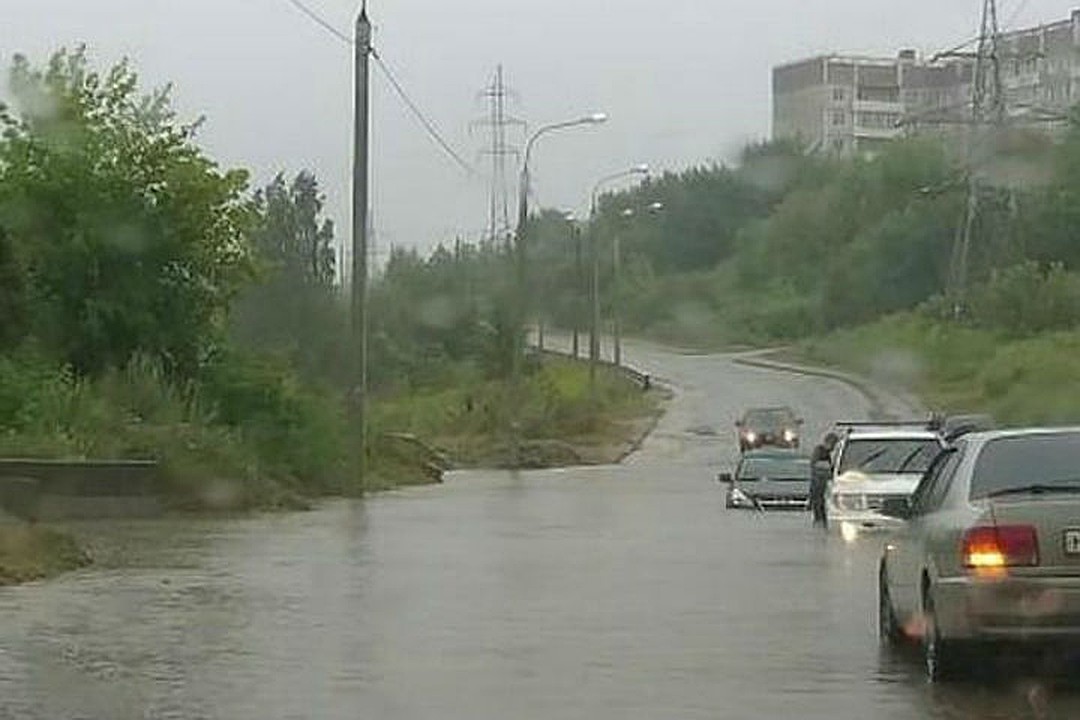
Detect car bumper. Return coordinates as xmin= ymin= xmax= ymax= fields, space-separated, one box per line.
xmin=936 ymin=575 xmax=1080 ymax=642
xmin=727 ymin=493 xmax=808 ymax=511
xmin=753 ymin=496 xmax=809 ymax=510
xmin=829 ymin=509 xmax=904 ymax=531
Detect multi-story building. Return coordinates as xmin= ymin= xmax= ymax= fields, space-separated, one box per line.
xmin=998 ymin=10 xmax=1080 ymax=124
xmin=772 ymin=9 xmax=1080 ymax=153
xmin=773 ymin=52 xmax=972 ymax=154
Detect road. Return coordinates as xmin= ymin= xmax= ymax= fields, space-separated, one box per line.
xmin=0 ymin=340 xmax=1076 ymax=719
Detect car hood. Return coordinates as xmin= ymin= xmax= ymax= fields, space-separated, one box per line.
xmin=735 ymin=477 xmax=810 ymax=497
xmin=832 ymin=470 xmax=921 ymax=495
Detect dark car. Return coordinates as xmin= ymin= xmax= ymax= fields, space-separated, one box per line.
xmin=736 ymin=406 xmax=803 ymax=452
xmin=719 ymin=449 xmax=812 ymax=510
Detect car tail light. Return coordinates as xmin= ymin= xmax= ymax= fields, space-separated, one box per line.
xmin=962 ymin=525 xmax=1039 ymax=569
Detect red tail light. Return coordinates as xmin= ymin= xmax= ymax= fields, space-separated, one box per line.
xmin=962 ymin=525 xmax=1039 ymax=569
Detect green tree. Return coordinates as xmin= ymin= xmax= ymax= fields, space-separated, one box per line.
xmin=0 ymin=48 xmax=254 ymax=377
xmin=229 ymin=171 xmax=343 ymax=384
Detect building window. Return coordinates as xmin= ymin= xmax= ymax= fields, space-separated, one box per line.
xmin=832 ymin=110 xmax=847 ymax=126
xmin=832 ymin=87 xmax=846 ymax=102
xmin=857 ymin=86 xmax=899 ymax=103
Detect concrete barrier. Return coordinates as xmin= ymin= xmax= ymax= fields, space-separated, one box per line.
xmin=0 ymin=459 xmax=163 ymax=520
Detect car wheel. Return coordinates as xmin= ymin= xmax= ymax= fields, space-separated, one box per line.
xmin=923 ymin=590 xmax=966 ymax=682
xmin=878 ymin=562 xmax=903 ymax=646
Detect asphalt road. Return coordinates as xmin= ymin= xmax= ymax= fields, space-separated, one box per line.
xmin=0 ymin=340 xmax=1076 ymax=719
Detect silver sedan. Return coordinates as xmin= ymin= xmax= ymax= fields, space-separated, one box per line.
xmin=878 ymin=427 xmax=1080 ymax=681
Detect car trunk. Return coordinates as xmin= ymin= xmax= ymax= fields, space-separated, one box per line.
xmin=990 ymin=497 xmax=1080 ymax=577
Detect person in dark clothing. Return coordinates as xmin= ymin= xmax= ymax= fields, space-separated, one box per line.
xmin=809 ymin=432 xmax=838 ymax=528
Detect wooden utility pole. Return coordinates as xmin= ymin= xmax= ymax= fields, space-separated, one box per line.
xmin=352 ymin=2 xmax=372 ymax=483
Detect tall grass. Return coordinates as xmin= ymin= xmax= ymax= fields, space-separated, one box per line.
xmin=801 ymin=313 xmax=1080 ymax=427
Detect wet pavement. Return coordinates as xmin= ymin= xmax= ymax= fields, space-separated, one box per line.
xmin=1 ymin=340 xmax=1078 ymax=719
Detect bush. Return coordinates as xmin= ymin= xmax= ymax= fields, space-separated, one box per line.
xmin=969 ymin=261 xmax=1080 ymax=337
xmin=199 ymin=350 xmax=350 ymax=493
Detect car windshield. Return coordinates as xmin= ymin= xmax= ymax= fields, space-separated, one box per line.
xmin=738 ymin=457 xmax=810 ymax=481
xmin=744 ymin=409 xmax=795 ymax=430
xmin=838 ymin=438 xmax=940 ymax=475
xmin=971 ymin=433 xmax=1080 ymax=499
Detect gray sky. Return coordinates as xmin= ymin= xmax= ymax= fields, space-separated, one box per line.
xmin=4 ymin=0 xmax=1078 ymax=258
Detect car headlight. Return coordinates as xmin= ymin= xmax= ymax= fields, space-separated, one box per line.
xmin=783 ymin=429 xmax=798 ymax=443
xmin=744 ymin=431 xmax=757 ymax=444
xmin=731 ymin=487 xmax=751 ymax=506
xmin=833 ymin=493 xmax=866 ymax=511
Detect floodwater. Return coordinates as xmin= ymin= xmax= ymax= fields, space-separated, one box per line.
xmin=1 ymin=341 xmax=1077 ymax=719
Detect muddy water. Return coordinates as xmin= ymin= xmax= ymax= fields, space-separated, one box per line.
xmin=1 ymin=343 xmax=1077 ymax=719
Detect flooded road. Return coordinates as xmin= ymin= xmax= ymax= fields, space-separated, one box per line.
xmin=2 ymin=342 xmax=1077 ymax=719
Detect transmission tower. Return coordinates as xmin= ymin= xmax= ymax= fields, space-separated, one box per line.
xmin=943 ymin=0 xmax=1004 ymax=314
xmin=474 ymin=66 xmax=524 ymax=250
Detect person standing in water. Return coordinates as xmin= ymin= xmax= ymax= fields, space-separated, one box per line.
xmin=810 ymin=432 xmax=838 ymax=528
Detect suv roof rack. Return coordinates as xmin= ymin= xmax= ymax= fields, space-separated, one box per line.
xmin=941 ymin=413 xmax=996 ymax=441
xmin=834 ymin=417 xmax=941 ymax=431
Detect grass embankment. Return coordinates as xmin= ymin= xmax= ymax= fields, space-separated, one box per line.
xmin=1 ymin=350 xmax=664 ymax=512
xmin=368 ymin=356 xmax=665 ymax=487
xmin=799 ymin=312 xmax=1080 ymax=426
xmin=0 ymin=524 xmax=90 ymax=586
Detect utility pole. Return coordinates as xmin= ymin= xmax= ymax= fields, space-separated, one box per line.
xmin=352 ymin=1 xmax=372 ymax=484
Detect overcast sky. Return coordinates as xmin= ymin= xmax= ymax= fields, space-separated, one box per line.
xmin=4 ymin=0 xmax=1078 ymax=259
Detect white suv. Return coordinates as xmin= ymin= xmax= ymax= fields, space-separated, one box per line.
xmin=829 ymin=423 xmax=946 ymax=535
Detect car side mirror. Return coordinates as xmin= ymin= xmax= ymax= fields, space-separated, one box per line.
xmin=880 ymin=496 xmax=911 ymax=520
xmin=717 ymin=472 xmax=733 ymax=484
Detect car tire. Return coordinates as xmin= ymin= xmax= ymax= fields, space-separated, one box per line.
xmin=878 ymin=562 xmax=903 ymax=647
xmin=923 ymin=589 xmax=967 ymax=682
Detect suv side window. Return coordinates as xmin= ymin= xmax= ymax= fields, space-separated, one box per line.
xmin=912 ymin=447 xmax=961 ymax=515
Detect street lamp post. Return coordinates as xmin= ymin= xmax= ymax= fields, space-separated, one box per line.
xmin=512 ymin=114 xmax=607 ymax=384
xmin=562 ymin=211 xmax=582 ymax=358
xmin=505 ymin=114 xmax=606 ymax=466
xmin=612 ymin=201 xmax=663 ymax=367
xmin=588 ymin=165 xmax=649 ymax=384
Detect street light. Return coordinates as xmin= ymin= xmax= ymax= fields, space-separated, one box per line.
xmin=612 ymin=201 xmax=663 ymax=367
xmin=504 ymin=113 xmax=606 ymax=467
xmin=561 ymin=210 xmax=585 ymax=358
xmin=512 ymin=113 xmax=608 ymax=383
xmin=587 ymin=164 xmax=649 ymax=384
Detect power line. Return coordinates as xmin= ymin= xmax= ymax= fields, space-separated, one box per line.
xmin=284 ymin=0 xmax=352 ymax=45
xmin=1003 ymin=0 xmax=1033 ymax=29
xmin=282 ymin=0 xmax=475 ymax=176
xmin=371 ymin=51 xmax=476 ymax=175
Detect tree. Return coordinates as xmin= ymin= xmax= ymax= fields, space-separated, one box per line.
xmin=0 ymin=48 xmax=254 ymax=377
xmin=229 ymin=171 xmax=343 ymax=383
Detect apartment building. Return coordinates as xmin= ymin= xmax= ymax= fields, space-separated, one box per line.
xmin=772 ymin=9 xmax=1080 ymax=153
xmin=773 ymin=52 xmax=972 ymax=154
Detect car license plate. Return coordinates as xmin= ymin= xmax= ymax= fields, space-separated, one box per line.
xmin=1065 ymin=529 xmax=1080 ymax=556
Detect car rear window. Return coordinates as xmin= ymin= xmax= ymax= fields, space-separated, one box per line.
xmin=738 ymin=457 xmax=810 ymax=481
xmin=971 ymin=433 xmax=1080 ymax=499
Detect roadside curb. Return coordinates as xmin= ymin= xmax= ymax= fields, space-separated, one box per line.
xmin=732 ymin=353 xmax=924 ymax=422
